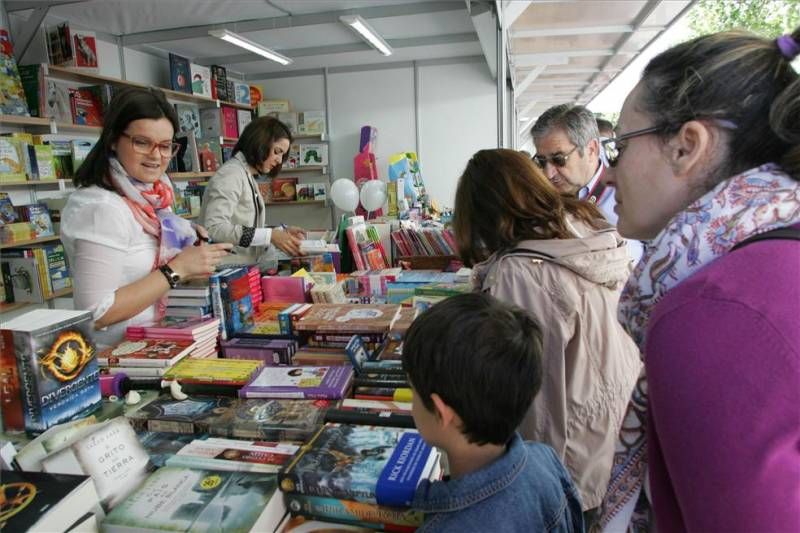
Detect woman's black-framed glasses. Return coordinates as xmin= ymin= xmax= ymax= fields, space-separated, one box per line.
xmin=121 ymin=132 xmax=181 ymax=158
xmin=532 ymin=145 xmax=578 ymax=170
xmin=600 ymin=126 xmax=664 ymax=168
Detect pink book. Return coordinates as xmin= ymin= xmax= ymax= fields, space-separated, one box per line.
xmin=126 ymin=317 xmax=220 ymax=340
xmin=221 ymin=106 xmax=239 ymax=138
xmin=261 ymin=276 xmax=307 ymax=304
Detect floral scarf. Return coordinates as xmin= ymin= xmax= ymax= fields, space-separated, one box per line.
xmin=598 ymin=163 xmax=800 ymax=530
xmin=108 ymin=157 xmax=197 ymax=313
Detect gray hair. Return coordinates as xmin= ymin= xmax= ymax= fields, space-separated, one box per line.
xmin=531 ymin=104 xmax=599 ymax=156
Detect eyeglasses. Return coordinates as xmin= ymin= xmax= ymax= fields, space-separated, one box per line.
xmin=532 ymin=145 xmax=578 ymax=169
xmin=121 ymin=132 xmax=180 ymax=158
xmin=600 ymin=126 xmax=663 ymax=168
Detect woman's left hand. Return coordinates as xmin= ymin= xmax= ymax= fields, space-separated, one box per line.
xmin=192 ymin=223 xmax=210 ymax=243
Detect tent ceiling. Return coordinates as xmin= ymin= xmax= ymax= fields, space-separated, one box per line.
xmin=508 ymin=0 xmax=696 ymax=119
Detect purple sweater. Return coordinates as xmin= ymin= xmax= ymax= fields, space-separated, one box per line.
xmin=645 ymin=236 xmax=800 ymax=532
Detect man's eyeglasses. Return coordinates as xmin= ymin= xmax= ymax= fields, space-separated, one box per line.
xmin=121 ymin=132 xmax=180 ymax=158
xmin=600 ymin=126 xmax=663 ymax=168
xmin=532 ymin=145 xmax=578 ymax=169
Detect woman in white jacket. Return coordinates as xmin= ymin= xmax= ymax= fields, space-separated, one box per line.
xmin=453 ymin=149 xmax=641 ymax=522
xmin=200 ymin=116 xmax=305 ymax=265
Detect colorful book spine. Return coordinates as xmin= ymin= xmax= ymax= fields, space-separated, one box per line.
xmin=284 ymin=493 xmax=421 ymax=531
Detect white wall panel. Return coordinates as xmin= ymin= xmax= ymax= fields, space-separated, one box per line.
xmin=417 ymin=61 xmax=496 ymax=208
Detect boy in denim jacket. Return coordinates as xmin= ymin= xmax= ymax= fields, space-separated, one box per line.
xmin=404 ymin=293 xmax=584 ymax=532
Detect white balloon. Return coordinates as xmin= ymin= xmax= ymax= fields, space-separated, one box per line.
xmin=360 ymin=180 xmax=387 ymax=212
xmin=330 ymin=179 xmax=360 ymax=212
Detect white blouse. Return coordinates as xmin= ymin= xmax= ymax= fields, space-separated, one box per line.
xmin=61 ymin=186 xmax=159 ymax=348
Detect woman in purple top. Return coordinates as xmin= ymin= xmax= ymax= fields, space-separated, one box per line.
xmin=594 ymin=28 xmax=800 ymax=531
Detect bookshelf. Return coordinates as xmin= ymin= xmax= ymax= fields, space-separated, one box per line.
xmin=0 ymin=288 xmax=73 ymax=315
xmin=0 ymin=179 xmax=65 ymax=187
xmin=168 ymin=171 xmax=215 ymax=181
xmin=0 ymin=235 xmax=61 ymax=250
xmin=285 ymin=166 xmax=328 ymax=174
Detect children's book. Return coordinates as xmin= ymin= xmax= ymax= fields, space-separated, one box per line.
xmin=297 ymin=111 xmax=326 ymax=135
xmin=278 ymin=423 xmax=439 ymax=507
xmin=197 ymin=137 xmax=223 ymax=172
xmin=0 ymin=29 xmax=31 ymax=116
xmin=169 ymin=53 xmax=192 ymax=94
xmin=43 ymin=79 xmax=73 ymax=123
xmin=205 ymin=398 xmax=330 ymax=442
xmin=270 ymin=176 xmax=299 ymax=202
xmin=125 ymin=395 xmax=236 ymax=434
xmin=233 ymin=81 xmax=252 ymax=105
xmin=258 ymin=99 xmax=290 ymax=116
xmin=239 ymin=365 xmax=354 ymax=400
xmin=273 ymin=111 xmax=298 ymax=134
xmin=299 ymin=143 xmax=327 ymax=166
xmin=68 ymin=86 xmax=103 ymax=126
xmin=249 ymin=84 xmax=263 ymax=107
xmin=19 ymin=203 xmax=55 ymax=237
xmin=174 ymin=102 xmax=202 ymax=140
xmin=295 ymin=303 xmax=401 ymax=334
xmin=102 ymin=467 xmax=286 ymax=533
xmin=237 ymin=108 xmax=253 ymax=135
xmin=189 ymin=63 xmax=212 ymax=97
xmin=162 ymin=357 xmax=263 ymax=386
xmin=98 ymin=338 xmax=196 ymax=368
xmin=70 ymin=138 xmax=96 ymax=174
xmin=0 ymin=137 xmax=25 ymax=181
xmin=0 ymin=470 xmax=105 ymax=532
xmin=221 ymin=105 xmax=239 ymax=138
xmin=125 ymin=316 xmax=220 ymax=341
xmin=1 ymin=309 xmax=100 ymax=434
xmin=166 ymin=437 xmax=299 ymax=473
xmin=211 ymin=64 xmax=228 ymax=101
xmin=33 ymin=144 xmax=56 ymax=180
xmin=3 ymin=257 xmax=43 ymax=302
xmin=284 ymin=493 xmax=423 ymax=530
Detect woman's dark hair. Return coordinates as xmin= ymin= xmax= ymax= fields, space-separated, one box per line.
xmin=73 ymin=87 xmax=179 ymax=189
xmin=639 ymin=26 xmax=800 ymax=186
xmin=233 ymin=116 xmax=293 ymax=178
xmin=453 ymin=148 xmax=605 ymax=267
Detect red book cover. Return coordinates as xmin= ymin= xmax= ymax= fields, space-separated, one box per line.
xmin=72 ymin=30 xmax=98 ymax=69
xmin=0 ymin=329 xmax=24 ymax=431
xmin=98 ymin=338 xmax=196 ymax=368
xmin=222 ymin=106 xmax=239 ymax=138
xmin=270 ymin=177 xmax=299 ymax=202
xmin=69 ymin=87 xmax=103 ymax=126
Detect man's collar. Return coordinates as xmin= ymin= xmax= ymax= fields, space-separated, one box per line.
xmin=578 ymin=160 xmax=605 ymax=200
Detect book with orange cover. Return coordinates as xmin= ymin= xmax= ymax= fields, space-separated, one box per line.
xmin=294 ymin=304 xmax=401 ymax=334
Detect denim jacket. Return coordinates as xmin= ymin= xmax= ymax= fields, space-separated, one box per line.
xmin=412 ymin=433 xmax=584 ymax=532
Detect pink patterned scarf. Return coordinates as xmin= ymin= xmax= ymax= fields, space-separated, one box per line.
xmin=598 ymin=163 xmax=800 ymax=530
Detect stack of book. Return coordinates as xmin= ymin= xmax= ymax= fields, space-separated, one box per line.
xmin=278 ymin=423 xmax=441 ymax=530
xmin=161 ymin=357 xmax=264 ymax=395
xmin=210 ymin=266 xmax=255 ymax=340
xmin=125 ymin=316 xmax=220 ymax=352
xmin=221 ymin=336 xmax=298 ymax=365
xmin=239 ymin=365 xmax=354 ymax=400
xmin=98 ymin=338 xmax=200 ymax=380
xmin=343 ymin=267 xmax=402 ymax=304
xmin=165 ymin=280 xmax=212 ymax=319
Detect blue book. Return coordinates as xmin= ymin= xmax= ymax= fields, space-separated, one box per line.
xmin=2 ymin=309 xmax=101 ymax=434
xmin=278 ymin=423 xmax=439 ymax=507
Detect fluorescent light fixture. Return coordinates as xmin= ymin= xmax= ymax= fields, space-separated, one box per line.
xmin=209 ymin=29 xmax=292 ymax=65
xmin=340 ymin=15 xmax=393 ymax=56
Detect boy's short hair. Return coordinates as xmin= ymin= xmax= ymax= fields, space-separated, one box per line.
xmin=402 ymin=292 xmax=543 ymax=446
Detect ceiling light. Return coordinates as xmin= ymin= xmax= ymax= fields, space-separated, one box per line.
xmin=209 ymin=29 xmax=292 ymax=65
xmin=340 ymin=15 xmax=393 ymax=56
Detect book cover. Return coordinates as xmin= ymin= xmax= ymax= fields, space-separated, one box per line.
xmin=278 ymin=424 xmax=436 ymax=507
xmin=273 ymin=111 xmax=298 ymax=134
xmin=42 ymin=417 xmax=152 ymax=510
xmin=0 ymin=29 xmax=31 ymax=116
xmin=98 ymin=338 xmax=195 ymax=368
xmin=210 ymin=65 xmax=228 ymax=100
xmin=324 ymin=408 xmax=415 ymax=429
xmin=233 ymin=81 xmax=251 ymax=105
xmin=46 ymin=22 xmax=73 ymax=66
xmin=0 ymin=329 xmax=24 ymax=431
xmin=0 ymin=192 xmax=18 ymax=224
xmin=190 ymin=63 xmax=212 ymax=97
xmin=68 ymin=86 xmax=103 ymax=126
xmin=249 ymin=84 xmax=263 ymax=107
xmin=239 ymin=365 xmax=353 ymax=400
xmin=258 ymin=99 xmax=290 ymax=116
xmin=284 ymin=493 xmax=422 ymax=530
xmin=0 ymin=470 xmax=104 ymax=533
xmin=221 ymin=337 xmax=295 ymax=365
xmin=221 ymin=105 xmax=239 ymax=138
xmin=70 ymin=138 xmax=96 ymax=174
xmin=136 ymin=431 xmax=196 ymax=467
xmin=169 ymin=53 xmax=192 ymax=94
xmin=125 ymin=316 xmax=220 ymax=340
xmin=126 ymin=395 xmax=235 ymax=434
xmin=71 ymin=29 xmax=99 ymax=70
xmin=102 ymin=467 xmax=284 ymax=533
xmin=236 ymin=108 xmax=252 ymax=135
xmin=43 ymin=79 xmax=73 ymax=123
xmin=163 ymin=357 xmax=263 ymax=386
xmin=206 ymin=398 xmax=330 ymax=442
xmin=4 ymin=257 xmax=43 ymax=303
xmin=270 ymin=176 xmax=299 ymax=202
xmin=220 ymin=267 xmax=255 ymax=338
xmin=2 ymin=309 xmax=100 ymax=434
xmin=296 ymin=183 xmax=315 ymax=202
xmin=197 ymin=137 xmax=223 ymax=173
xmin=0 ymin=138 xmax=25 ymax=181
xmin=20 ymin=203 xmax=54 ymax=237
xmin=297 ymin=111 xmax=326 ymax=135
xmin=175 ymin=103 xmax=202 ymax=140
xmin=199 ymin=107 xmax=222 ymax=137
xmin=295 ymin=304 xmax=401 ymax=334
xmin=33 ymin=144 xmax=56 ymax=180
xmin=299 ymin=143 xmax=327 ymax=166
xmin=166 ymin=437 xmax=299 ymax=473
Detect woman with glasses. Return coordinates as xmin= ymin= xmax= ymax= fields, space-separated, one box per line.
xmin=453 ymin=149 xmax=642 ymax=522
xmin=596 ymin=28 xmax=800 ymax=532
xmin=61 ymin=87 xmax=232 ymax=346
xmin=200 ymin=116 xmax=305 ymax=264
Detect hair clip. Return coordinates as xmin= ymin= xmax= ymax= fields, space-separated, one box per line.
xmin=776 ymin=34 xmax=800 ymax=61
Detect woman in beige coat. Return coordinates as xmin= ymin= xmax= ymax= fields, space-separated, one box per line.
xmin=200 ymin=116 xmax=304 ymax=265
xmin=453 ymin=149 xmax=641 ymax=518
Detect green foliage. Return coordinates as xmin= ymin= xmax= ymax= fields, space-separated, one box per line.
xmin=688 ymin=0 xmax=800 ymax=38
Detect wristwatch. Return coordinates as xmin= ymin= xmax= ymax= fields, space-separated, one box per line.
xmin=159 ymin=264 xmax=181 ymax=288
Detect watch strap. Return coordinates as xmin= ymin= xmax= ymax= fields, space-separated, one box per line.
xmin=158 ymin=264 xmax=180 ymax=288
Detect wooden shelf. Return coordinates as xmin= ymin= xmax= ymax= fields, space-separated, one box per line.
xmin=265 ymin=200 xmax=327 ymax=206
xmin=0 ymin=115 xmax=51 ymax=127
xmin=54 ymin=122 xmax=101 ymax=134
xmin=220 ymin=101 xmax=255 ymax=111
xmin=294 ymin=134 xmax=327 ymax=141
xmin=0 ymin=179 xmax=64 ymax=187
xmin=0 ymin=235 xmax=61 ymax=249
xmin=0 ymin=288 xmax=73 ymax=315
xmin=168 ymin=171 xmax=214 ymax=180
xmin=282 ymin=166 xmax=327 ymax=174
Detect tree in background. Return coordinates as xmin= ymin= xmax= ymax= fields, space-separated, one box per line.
xmin=688 ymin=0 xmax=799 ymax=38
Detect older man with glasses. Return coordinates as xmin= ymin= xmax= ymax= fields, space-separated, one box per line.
xmin=531 ymin=104 xmax=643 ymax=263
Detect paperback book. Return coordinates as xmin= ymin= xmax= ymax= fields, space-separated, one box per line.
xmin=166 ymin=437 xmax=299 ymax=473
xmin=239 ymin=365 xmax=354 ymax=400
xmin=126 ymin=394 xmax=236 ymax=434
xmin=205 ymin=398 xmax=331 ymax=441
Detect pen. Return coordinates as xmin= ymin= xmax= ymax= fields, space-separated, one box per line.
xmin=197 ymin=236 xmax=237 ymax=254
